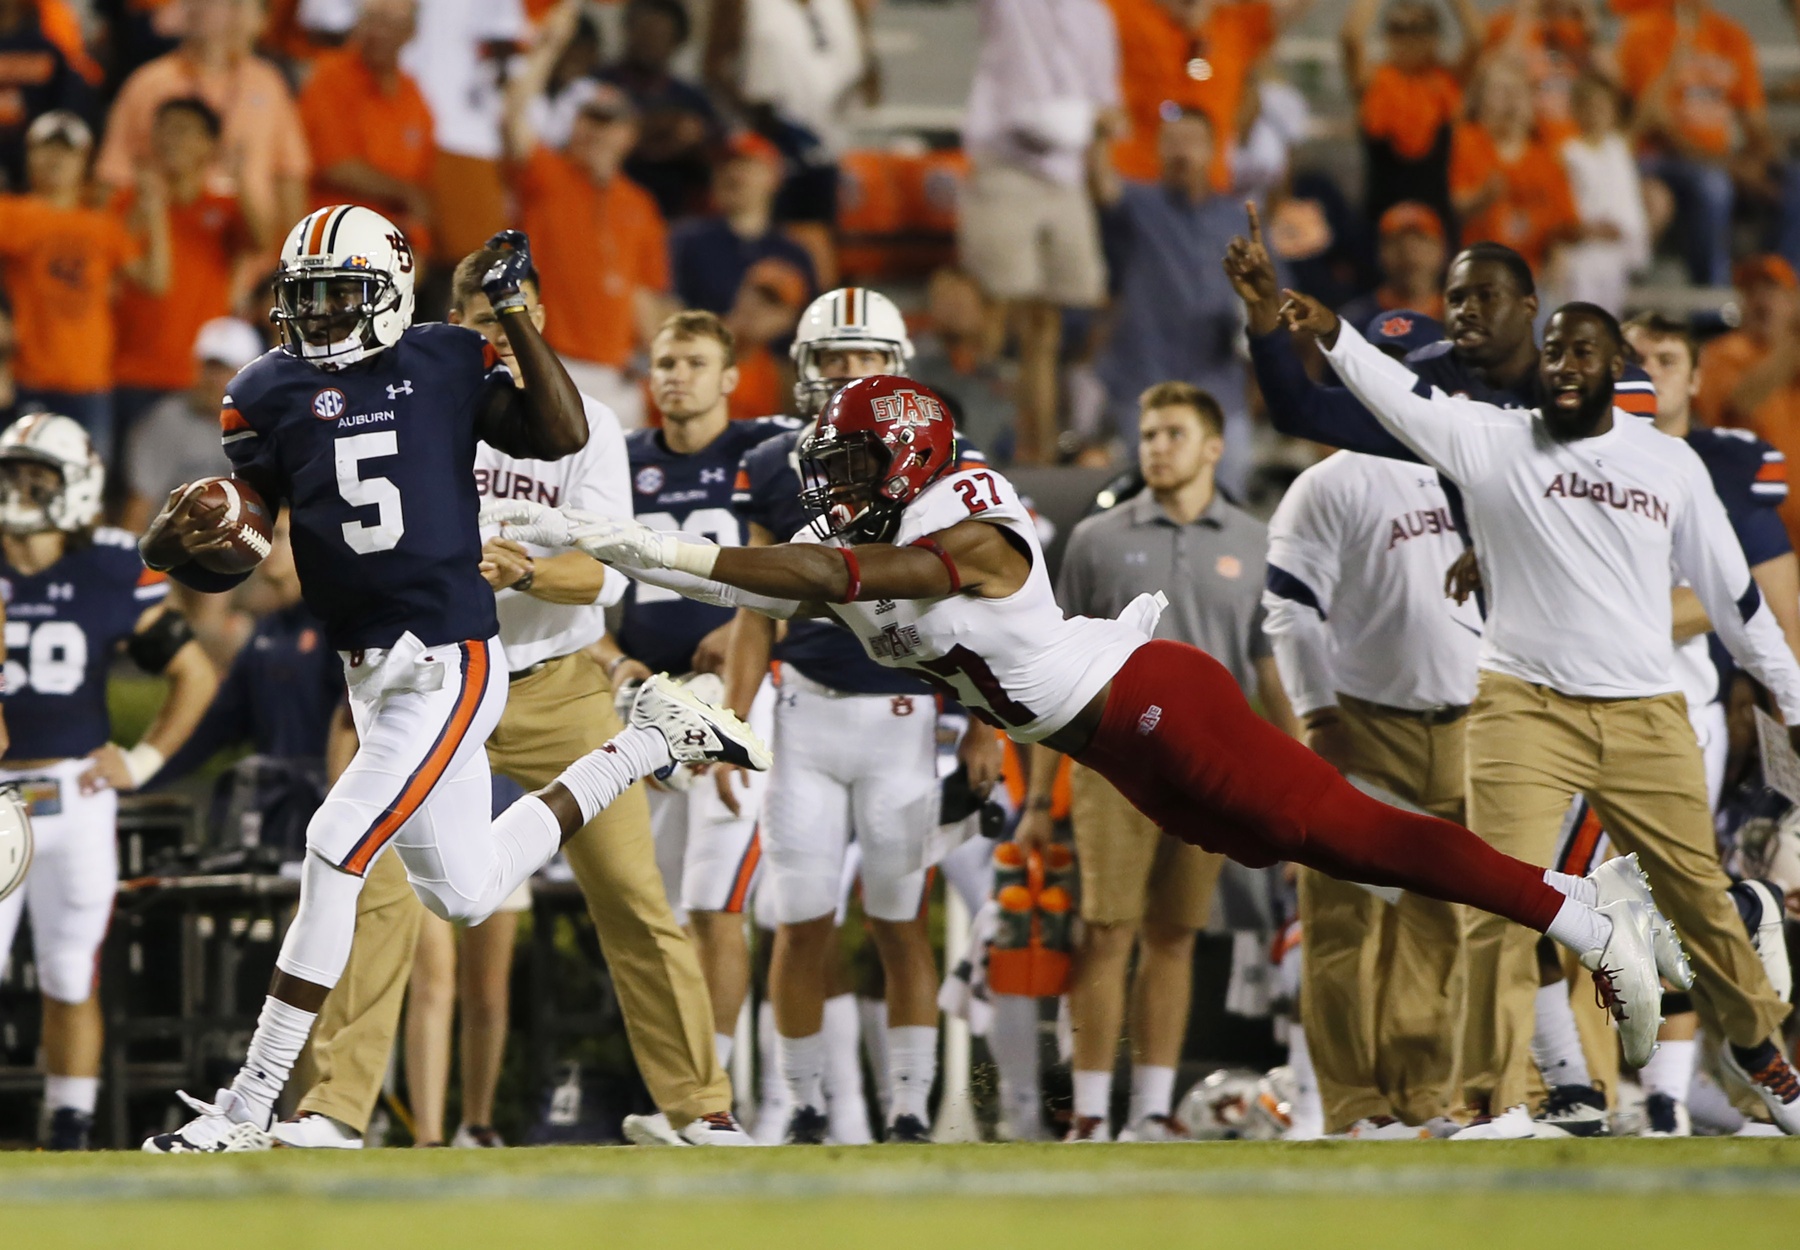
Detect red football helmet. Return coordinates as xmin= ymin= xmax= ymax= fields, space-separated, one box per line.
xmin=800 ymin=375 xmax=958 ymax=542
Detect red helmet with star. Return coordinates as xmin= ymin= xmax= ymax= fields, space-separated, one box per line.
xmin=799 ymin=375 xmax=957 ymax=542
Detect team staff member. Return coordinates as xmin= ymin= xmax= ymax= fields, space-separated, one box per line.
xmin=1262 ymin=312 xmax=1481 ymax=1138
xmin=0 ymin=415 xmax=216 ymax=1150
xmin=274 ymin=253 xmax=748 ymax=1148
xmin=1019 ymin=380 xmax=1297 ymax=1143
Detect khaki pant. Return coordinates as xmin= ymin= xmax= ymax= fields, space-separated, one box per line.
xmin=1070 ymin=763 xmax=1223 ymax=929
xmin=296 ymin=650 xmax=731 ymax=1129
xmin=1298 ymin=696 xmax=1469 ymax=1131
xmin=1462 ymin=671 xmax=1790 ymax=1113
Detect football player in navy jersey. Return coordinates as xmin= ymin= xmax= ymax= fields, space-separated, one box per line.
xmin=135 ymin=207 xmax=769 ymax=1153
xmin=0 ymin=414 xmax=218 ymax=1149
xmin=599 ymin=308 xmax=795 ymax=1079
xmin=719 ymin=287 xmax=1001 ymax=1145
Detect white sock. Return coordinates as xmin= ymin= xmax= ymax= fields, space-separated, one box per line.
xmin=556 ymin=728 xmax=671 ymax=824
xmin=1639 ymin=1038 xmax=1698 ymax=1103
xmin=714 ymin=1031 xmax=735 ymax=1070
xmin=823 ymin=994 xmax=872 ymax=1144
xmin=1531 ymin=981 xmax=1592 ymax=1089
xmin=779 ymin=1031 xmax=825 ymax=1111
xmin=1072 ymin=1068 xmax=1112 ymax=1121
xmin=44 ymin=1074 xmax=98 ymax=1115
xmin=230 ymin=997 xmax=318 ymax=1125
xmin=1285 ymin=1024 xmax=1325 ymax=1139
xmin=988 ymin=994 xmax=1041 ymax=1127
xmin=1543 ymin=870 xmax=1598 ymax=907
xmin=886 ymin=1024 xmax=937 ymax=1124
xmin=757 ymin=1001 xmax=785 ymax=1111
xmin=858 ymin=996 xmax=891 ymax=1118
xmin=1544 ymin=898 xmax=1612 ymax=958
xmin=1128 ymin=1064 xmax=1177 ymax=1124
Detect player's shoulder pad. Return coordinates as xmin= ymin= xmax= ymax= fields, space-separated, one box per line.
xmin=733 ymin=425 xmax=801 ymax=497
xmin=899 ymin=465 xmax=1030 ymax=545
xmin=1614 ymin=363 xmax=1658 ymax=420
xmin=220 ymin=346 xmax=292 ymax=430
xmin=624 ymin=425 xmax=661 ymax=459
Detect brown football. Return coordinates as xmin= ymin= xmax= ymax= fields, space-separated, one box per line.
xmin=186 ymin=476 xmax=274 ymax=574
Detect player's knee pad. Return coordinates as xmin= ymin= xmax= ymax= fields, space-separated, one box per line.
xmin=36 ymin=949 xmax=100 ymax=1005
xmin=859 ymin=868 xmax=931 ymax=924
xmin=760 ymin=860 xmax=842 ymax=927
xmin=408 ymin=877 xmax=494 ymax=927
xmin=274 ymin=851 xmax=367 ymax=990
xmin=303 ymin=794 xmax=370 ymax=869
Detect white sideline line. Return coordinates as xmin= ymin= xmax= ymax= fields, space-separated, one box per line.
xmin=3 ymin=1164 xmax=1800 ymax=1204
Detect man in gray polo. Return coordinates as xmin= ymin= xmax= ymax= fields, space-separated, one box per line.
xmin=1016 ymin=380 xmax=1298 ymax=1142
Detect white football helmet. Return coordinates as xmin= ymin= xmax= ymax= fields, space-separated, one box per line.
xmin=0 ymin=785 xmax=32 ymax=904
xmin=273 ymin=204 xmax=416 ymax=370
xmin=0 ymin=413 xmax=104 ymax=534
xmin=1176 ymin=1068 xmax=1293 ymax=1141
xmin=790 ymin=286 xmax=914 ymax=417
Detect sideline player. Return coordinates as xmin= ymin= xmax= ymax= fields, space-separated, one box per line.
xmin=605 ymin=309 xmax=795 ymax=1078
xmin=271 ymin=251 xmax=749 ymax=1148
xmin=0 ymin=414 xmax=217 ymax=1149
xmin=725 ymin=287 xmax=1003 ymax=1144
xmin=490 ymin=375 xmax=1678 ymax=1089
xmin=136 ymin=208 xmax=767 ymax=1152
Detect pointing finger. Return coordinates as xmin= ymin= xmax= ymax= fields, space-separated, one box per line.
xmin=1246 ymin=200 xmax=1264 ymax=246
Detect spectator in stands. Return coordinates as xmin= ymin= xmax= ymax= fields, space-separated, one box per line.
xmin=1091 ymin=107 xmax=1253 ymax=490
xmin=527 ymin=5 xmax=605 ymax=152
xmin=97 ymin=0 xmax=309 ymax=245
xmin=602 ymin=0 xmax=721 ymax=221
xmin=1230 ymin=69 xmax=1311 ymax=200
xmin=0 ymin=111 xmax=168 ymax=457
xmin=1698 ymin=255 xmax=1800 ymax=547
xmin=505 ymin=50 xmax=670 ymax=427
xmin=113 ymin=97 xmax=259 ymax=445
xmin=1555 ymin=72 xmax=1650 ymax=315
xmin=122 ymin=316 xmax=260 ymax=531
xmin=1343 ymin=0 xmax=1480 ymax=233
xmin=399 ymin=0 xmax=525 ymax=269
xmin=0 ymin=295 xmax=17 ymax=428
xmin=723 ymin=255 xmax=805 ymax=421
xmin=910 ymin=266 xmax=1016 ymax=456
xmin=1483 ymin=0 xmax=1605 ymax=147
xmin=704 ymin=0 xmax=872 ymax=225
xmin=297 ymin=0 xmax=435 ymax=259
xmin=1449 ymin=53 xmax=1577 ymax=274
xmin=0 ymin=0 xmax=94 ymax=192
xmin=1338 ymin=202 xmax=1446 ymax=328
xmin=1620 ymin=0 xmax=1774 ymax=287
xmin=960 ymin=0 xmax=1116 ymax=466
xmin=671 ymin=131 xmax=815 ymax=316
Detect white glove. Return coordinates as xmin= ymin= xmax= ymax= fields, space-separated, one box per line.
xmin=478 ymin=501 xmax=591 ymax=549
xmin=565 ymin=516 xmax=683 ymax=569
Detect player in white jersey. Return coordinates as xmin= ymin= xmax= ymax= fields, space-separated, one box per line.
xmin=1263 ymin=444 xmax=1482 ymax=1137
xmin=488 ymin=375 xmax=1680 ymax=1085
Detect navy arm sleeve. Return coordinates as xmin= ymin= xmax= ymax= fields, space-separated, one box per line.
xmin=1248 ymin=328 xmax=1423 ymax=463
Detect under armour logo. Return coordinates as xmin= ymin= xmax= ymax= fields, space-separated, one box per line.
xmin=1136 ymin=705 xmax=1163 ymax=736
xmin=681 ymin=728 xmax=708 ymax=746
xmin=699 ymin=468 xmax=727 ymax=484
xmin=387 ymin=380 xmax=414 ymax=399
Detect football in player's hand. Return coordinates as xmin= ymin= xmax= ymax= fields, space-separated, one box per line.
xmin=187 ymin=476 xmax=274 ymax=574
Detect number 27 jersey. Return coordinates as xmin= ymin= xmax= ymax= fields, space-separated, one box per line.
xmin=823 ymin=468 xmax=1149 ymax=743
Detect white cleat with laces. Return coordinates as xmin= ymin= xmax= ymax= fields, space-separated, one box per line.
xmin=1581 ymin=899 xmax=1662 ymax=1069
xmin=630 ymin=673 xmax=772 ymax=772
xmin=1589 ymin=853 xmax=1693 ymax=990
xmin=142 ymin=1089 xmax=273 ymax=1153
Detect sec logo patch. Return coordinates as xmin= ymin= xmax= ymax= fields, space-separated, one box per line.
xmin=312 ymin=388 xmax=347 ymax=420
xmin=1215 ymin=555 xmax=1242 ymax=579
xmin=635 ymin=466 xmax=665 ymax=494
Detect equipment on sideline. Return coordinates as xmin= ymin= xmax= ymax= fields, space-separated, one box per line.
xmin=0 ymin=785 xmax=33 ymax=904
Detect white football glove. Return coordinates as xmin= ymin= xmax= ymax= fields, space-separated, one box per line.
xmin=478 ymin=501 xmax=593 ymax=549
xmin=564 ymin=515 xmax=686 ymax=570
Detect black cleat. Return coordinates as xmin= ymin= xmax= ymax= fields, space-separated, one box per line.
xmin=885 ymin=1114 xmax=931 ymax=1143
xmin=46 ymin=1108 xmax=92 ymax=1151
xmin=783 ymin=1106 xmax=828 ymax=1145
xmin=1534 ymin=1084 xmax=1610 ymax=1137
xmin=1641 ymin=1092 xmax=1690 ymax=1137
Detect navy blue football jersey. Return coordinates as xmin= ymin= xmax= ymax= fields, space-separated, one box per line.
xmin=2 ymin=528 xmax=169 ymax=760
xmin=220 ymin=323 xmax=515 ymax=651
xmin=733 ymin=427 xmax=989 ymax=696
xmin=617 ymin=418 xmax=798 ymax=674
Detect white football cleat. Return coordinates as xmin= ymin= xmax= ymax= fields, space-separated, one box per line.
xmin=1582 ymin=899 xmax=1662 ymax=1069
xmin=1062 ymin=1115 xmax=1111 ymax=1143
xmin=622 ymin=1112 xmax=685 ymax=1146
xmin=1589 ymin=853 xmax=1693 ymax=990
xmin=450 ymin=1124 xmax=504 ymax=1148
xmin=1344 ymin=1115 xmax=1430 ymax=1141
xmin=678 ymin=1111 xmax=757 ymax=1146
xmin=142 ymin=1089 xmax=273 ymax=1153
xmin=1117 ymin=1114 xmax=1190 ymax=1142
xmin=1730 ymin=880 xmax=1793 ymax=1002
xmin=271 ymin=1111 xmax=362 ymax=1149
xmin=1723 ymin=1044 xmax=1800 ymax=1136
xmin=630 ymin=673 xmax=771 ymax=771
xmin=1449 ymin=1105 xmax=1538 ymax=1141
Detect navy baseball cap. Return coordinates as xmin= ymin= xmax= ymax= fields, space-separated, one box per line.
xmin=1364 ymin=309 xmax=1445 ymax=359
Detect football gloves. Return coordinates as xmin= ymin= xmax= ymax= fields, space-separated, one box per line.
xmin=480 ymin=502 xmax=705 ymax=573
xmin=481 ymin=230 xmax=534 ymax=314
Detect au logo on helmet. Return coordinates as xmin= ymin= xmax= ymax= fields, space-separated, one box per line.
xmin=870 ymin=389 xmax=944 ymax=430
xmin=1377 ymin=315 xmax=1414 ymax=339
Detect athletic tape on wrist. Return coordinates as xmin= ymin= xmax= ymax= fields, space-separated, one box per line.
xmin=121 ymin=742 xmax=166 ymax=788
xmin=670 ymin=539 xmax=719 ymax=579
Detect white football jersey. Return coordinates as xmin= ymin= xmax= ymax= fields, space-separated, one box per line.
xmin=821 ymin=467 xmax=1150 ymax=743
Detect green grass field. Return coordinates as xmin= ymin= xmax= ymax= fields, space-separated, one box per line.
xmin=4 ymin=1138 xmax=1800 ymax=1250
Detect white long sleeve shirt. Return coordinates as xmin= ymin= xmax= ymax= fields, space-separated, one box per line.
xmin=1322 ymin=324 xmax=1800 ymax=723
xmin=1263 ymin=451 xmax=1482 ymax=717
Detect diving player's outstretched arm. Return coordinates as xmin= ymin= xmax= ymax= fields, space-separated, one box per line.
xmin=471 ymin=231 xmax=588 ymax=460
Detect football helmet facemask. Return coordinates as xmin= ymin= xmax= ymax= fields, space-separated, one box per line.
xmin=0 ymin=413 xmax=103 ymax=535
xmin=799 ymin=376 xmax=956 ymax=544
xmin=272 ymin=205 xmax=416 ymax=370
xmin=790 ymin=287 xmax=914 ymax=417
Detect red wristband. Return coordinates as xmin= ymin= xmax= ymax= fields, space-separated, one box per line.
xmin=909 ymin=537 xmax=962 ymax=592
xmin=836 ymin=547 xmax=862 ymax=603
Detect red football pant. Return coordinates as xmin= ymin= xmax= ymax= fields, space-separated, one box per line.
xmin=1075 ymin=642 xmax=1563 ymax=932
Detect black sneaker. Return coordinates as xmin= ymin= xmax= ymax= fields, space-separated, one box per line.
xmin=783 ymin=1106 xmax=828 ymax=1145
xmin=1641 ymin=1092 xmax=1690 ymax=1137
xmin=1533 ymin=1084 xmax=1610 ymax=1137
xmin=884 ymin=1114 xmax=931 ymax=1143
xmin=46 ymin=1107 xmax=92 ymax=1151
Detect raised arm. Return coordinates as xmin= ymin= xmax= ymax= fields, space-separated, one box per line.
xmin=473 ymin=233 xmax=587 ymax=460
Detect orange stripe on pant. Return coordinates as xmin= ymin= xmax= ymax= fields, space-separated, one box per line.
xmin=1557 ymin=805 xmax=1605 ymax=877
xmin=723 ymin=830 xmax=762 ymax=914
xmin=339 ymin=641 xmax=491 ymax=876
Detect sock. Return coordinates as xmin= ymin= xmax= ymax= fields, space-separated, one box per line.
xmin=779 ymin=1031 xmax=825 ymax=1112
xmin=714 ymin=1031 xmax=735 ymax=1071
xmin=1545 ymin=898 xmax=1612 ymax=958
xmin=886 ymin=1025 xmax=937 ymax=1124
xmin=1072 ymin=1068 xmax=1112 ymax=1121
xmin=988 ymin=994 xmax=1042 ymax=1130
xmin=556 ymin=728 xmax=671 ymax=824
xmin=1530 ymin=982 xmax=1592 ymax=1089
xmin=821 ymin=994 xmax=871 ymax=1144
xmin=1285 ymin=1023 xmax=1325 ymax=1139
xmin=44 ymin=1075 xmax=98 ymax=1115
xmin=230 ymin=997 xmax=318 ymax=1126
xmin=858 ymin=996 xmax=892 ymax=1118
xmin=1639 ymin=1038 xmax=1698 ymax=1102
xmin=485 ymin=796 xmax=563 ymax=907
xmin=756 ymin=1001 xmax=785 ymax=1111
xmin=1128 ymin=1065 xmax=1177 ymax=1124
xmin=1543 ymin=870 xmax=1598 ymax=907
xmin=1730 ymin=1039 xmax=1781 ymax=1074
